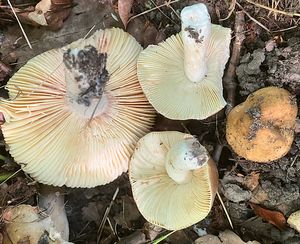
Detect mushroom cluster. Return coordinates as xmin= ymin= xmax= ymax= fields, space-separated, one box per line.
xmin=0 ymin=2 xmax=234 ymax=237
xmin=226 ymin=86 xmax=297 ymax=162
xmin=0 ymin=28 xmax=155 ymax=187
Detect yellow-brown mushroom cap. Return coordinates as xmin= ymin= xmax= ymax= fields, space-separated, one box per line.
xmin=0 ymin=28 xmax=155 ymax=187
xmin=226 ymin=86 xmax=297 ymax=162
xmin=129 ymin=131 xmax=218 ymax=230
xmin=137 ymin=25 xmax=231 ymax=120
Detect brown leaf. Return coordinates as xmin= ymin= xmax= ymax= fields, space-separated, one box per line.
xmin=250 ymin=203 xmax=286 ymax=230
xmin=11 ymin=0 xmax=73 ymax=30
xmin=118 ymin=0 xmax=133 ymax=28
xmin=0 ymin=61 xmax=12 ymax=82
xmin=242 ymin=172 xmax=260 ymax=191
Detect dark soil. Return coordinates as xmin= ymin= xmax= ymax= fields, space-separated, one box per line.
xmin=1 ymin=0 xmax=300 ymax=243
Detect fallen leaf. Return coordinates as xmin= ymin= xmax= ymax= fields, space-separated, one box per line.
xmin=4 ymin=0 xmax=73 ymax=30
xmin=0 ymin=61 xmax=12 ymax=82
xmin=143 ymin=23 xmax=158 ymax=47
xmin=118 ymin=0 xmax=133 ymax=28
xmin=29 ymin=0 xmax=73 ymax=30
xmin=242 ymin=172 xmax=260 ymax=191
xmin=250 ymin=203 xmax=286 ymax=230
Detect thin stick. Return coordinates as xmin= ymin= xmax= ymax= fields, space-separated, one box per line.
xmin=236 ymin=2 xmax=270 ymax=32
xmin=128 ymin=0 xmax=180 ymax=23
xmin=0 ymin=168 xmax=22 ymax=186
xmin=223 ymin=11 xmax=245 ymax=114
xmin=97 ymin=187 xmax=119 ymax=244
xmin=217 ymin=191 xmax=234 ymax=229
xmin=246 ymin=0 xmax=300 ymax=17
xmin=220 ymin=0 xmax=236 ymax=21
xmin=6 ymin=0 xmax=32 ymax=49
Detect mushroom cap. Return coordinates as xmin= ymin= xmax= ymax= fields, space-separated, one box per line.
xmin=288 ymin=210 xmax=300 ymax=233
xmin=3 ymin=205 xmax=69 ymax=243
xmin=137 ymin=25 xmax=231 ymax=120
xmin=129 ymin=131 xmax=218 ymax=230
xmin=0 ymin=28 xmax=155 ymax=187
xmin=226 ymin=86 xmax=297 ymax=162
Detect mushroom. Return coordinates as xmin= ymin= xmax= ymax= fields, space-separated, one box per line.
xmin=288 ymin=210 xmax=300 ymax=233
xmin=226 ymin=86 xmax=297 ymax=162
xmin=3 ymin=187 xmax=70 ymax=243
xmin=137 ymin=3 xmax=231 ymax=120
xmin=129 ymin=131 xmax=218 ymax=230
xmin=0 ymin=28 xmax=155 ymax=187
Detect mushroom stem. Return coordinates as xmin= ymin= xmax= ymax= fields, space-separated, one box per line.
xmin=165 ymin=138 xmax=209 ymax=184
xmin=38 ymin=184 xmax=70 ymax=241
xmin=181 ymin=3 xmax=211 ymax=83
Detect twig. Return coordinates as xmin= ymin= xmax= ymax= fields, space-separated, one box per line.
xmin=6 ymin=0 xmax=32 ymax=49
xmin=271 ymin=25 xmax=297 ymax=33
xmin=246 ymin=0 xmax=300 ymax=17
xmin=97 ymin=187 xmax=119 ymax=244
xmin=223 ymin=11 xmax=245 ymax=115
xmin=128 ymin=0 xmax=180 ymax=23
xmin=217 ymin=191 xmax=234 ymax=229
xmin=220 ymin=0 xmax=236 ymax=21
xmin=0 ymin=168 xmax=22 ymax=186
xmin=236 ymin=2 xmax=270 ymax=32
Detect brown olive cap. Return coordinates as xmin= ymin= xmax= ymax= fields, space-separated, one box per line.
xmin=226 ymin=87 xmax=297 ymax=162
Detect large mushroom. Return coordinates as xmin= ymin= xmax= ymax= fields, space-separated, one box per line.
xmin=0 ymin=28 xmax=155 ymax=187
xmin=129 ymin=131 xmax=218 ymax=230
xmin=137 ymin=3 xmax=231 ymax=120
xmin=226 ymin=86 xmax=297 ymax=162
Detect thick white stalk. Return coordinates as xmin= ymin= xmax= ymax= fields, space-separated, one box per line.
xmin=181 ymin=3 xmax=211 ymax=83
xmin=165 ymin=138 xmax=209 ymax=184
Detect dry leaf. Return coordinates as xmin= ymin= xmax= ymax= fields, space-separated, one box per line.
xmin=7 ymin=0 xmax=73 ymax=30
xmin=250 ymin=203 xmax=286 ymax=230
xmin=118 ymin=0 xmax=133 ymax=28
xmin=242 ymin=172 xmax=260 ymax=191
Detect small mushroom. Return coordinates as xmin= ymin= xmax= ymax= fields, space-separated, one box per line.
xmin=129 ymin=131 xmax=218 ymax=230
xmin=287 ymin=210 xmax=300 ymax=233
xmin=226 ymin=86 xmax=297 ymax=162
xmin=137 ymin=3 xmax=231 ymax=120
xmin=2 ymin=188 xmax=70 ymax=244
xmin=0 ymin=28 xmax=155 ymax=187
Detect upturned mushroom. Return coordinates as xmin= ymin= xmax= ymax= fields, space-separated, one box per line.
xmin=129 ymin=131 xmax=218 ymax=230
xmin=137 ymin=3 xmax=231 ymax=120
xmin=0 ymin=28 xmax=155 ymax=187
xmin=226 ymin=86 xmax=297 ymax=162
xmin=2 ymin=187 xmax=70 ymax=243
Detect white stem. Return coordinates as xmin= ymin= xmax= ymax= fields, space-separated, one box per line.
xmin=181 ymin=3 xmax=211 ymax=83
xmin=165 ymin=138 xmax=209 ymax=184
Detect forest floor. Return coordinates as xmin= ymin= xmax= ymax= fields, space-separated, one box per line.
xmin=0 ymin=0 xmax=300 ymax=243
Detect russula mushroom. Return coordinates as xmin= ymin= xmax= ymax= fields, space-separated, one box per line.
xmin=226 ymin=86 xmax=297 ymax=162
xmin=288 ymin=210 xmax=300 ymax=233
xmin=0 ymin=28 xmax=155 ymax=187
xmin=3 ymin=194 xmax=70 ymax=244
xmin=137 ymin=3 xmax=231 ymax=120
xmin=129 ymin=131 xmax=218 ymax=230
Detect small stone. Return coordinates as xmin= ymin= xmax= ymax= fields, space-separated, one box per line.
xmin=223 ymin=184 xmax=252 ymax=203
